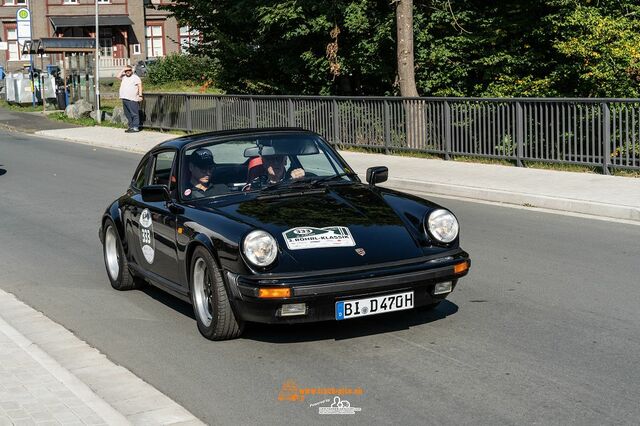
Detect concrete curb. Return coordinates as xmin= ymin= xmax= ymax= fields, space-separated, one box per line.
xmin=383 ymin=178 xmax=640 ymax=222
xmin=0 ymin=289 xmax=204 ymax=426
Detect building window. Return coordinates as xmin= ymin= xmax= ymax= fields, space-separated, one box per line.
xmin=98 ymin=0 xmax=110 ymax=3
xmin=99 ymin=27 xmax=112 ymax=57
xmin=145 ymin=25 xmax=163 ymax=58
xmin=132 ymin=44 xmax=141 ymax=55
xmin=63 ymin=0 xmax=78 ymax=4
xmin=179 ymin=26 xmax=200 ymax=53
xmin=7 ymin=27 xmax=20 ymax=61
xmin=4 ymin=1 xmax=28 ymax=5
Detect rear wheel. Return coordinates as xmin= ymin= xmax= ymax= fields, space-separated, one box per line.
xmin=103 ymin=221 xmax=144 ymax=290
xmin=190 ymin=246 xmax=243 ymax=340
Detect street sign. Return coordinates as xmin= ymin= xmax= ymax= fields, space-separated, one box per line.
xmin=16 ymin=8 xmax=32 ymax=44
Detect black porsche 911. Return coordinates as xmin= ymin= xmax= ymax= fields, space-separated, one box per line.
xmin=99 ymin=128 xmax=470 ymax=340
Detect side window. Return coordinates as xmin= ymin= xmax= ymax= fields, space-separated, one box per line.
xmin=151 ymin=151 xmax=177 ymax=191
xmin=132 ymin=157 xmax=150 ymax=190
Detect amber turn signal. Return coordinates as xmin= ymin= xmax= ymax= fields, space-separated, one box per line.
xmin=258 ymin=287 xmax=291 ymax=298
xmin=454 ymin=261 xmax=469 ymax=275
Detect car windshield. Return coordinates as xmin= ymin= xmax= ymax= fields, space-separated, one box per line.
xmin=179 ymin=133 xmax=355 ymax=201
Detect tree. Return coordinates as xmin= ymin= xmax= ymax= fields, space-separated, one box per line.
xmin=164 ymin=0 xmax=640 ymax=98
xmin=395 ymin=0 xmax=419 ymax=97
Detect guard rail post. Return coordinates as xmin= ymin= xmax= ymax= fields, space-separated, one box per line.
xmin=601 ymin=102 xmax=611 ymax=175
xmin=249 ymin=97 xmax=257 ymax=128
xmin=444 ymin=100 xmax=452 ymax=160
xmin=215 ymin=97 xmax=222 ymax=131
xmin=288 ymin=98 xmax=295 ymax=127
xmin=185 ymin=94 xmax=192 ymax=132
xmin=516 ymin=101 xmax=524 ymax=167
xmin=332 ymin=99 xmax=340 ymax=145
xmin=383 ymin=100 xmax=391 ymax=155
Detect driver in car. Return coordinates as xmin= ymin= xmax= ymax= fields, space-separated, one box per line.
xmin=185 ymin=148 xmax=227 ymax=199
xmin=263 ymin=154 xmax=305 ymax=183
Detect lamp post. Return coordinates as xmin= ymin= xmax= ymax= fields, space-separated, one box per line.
xmin=95 ymin=0 xmax=101 ymax=123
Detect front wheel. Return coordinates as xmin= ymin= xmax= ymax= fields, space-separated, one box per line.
xmin=190 ymin=246 xmax=244 ymax=340
xmin=103 ymin=221 xmax=143 ymax=290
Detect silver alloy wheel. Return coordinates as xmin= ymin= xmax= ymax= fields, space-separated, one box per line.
xmin=104 ymin=226 xmax=120 ymax=280
xmin=193 ymin=258 xmax=213 ymax=327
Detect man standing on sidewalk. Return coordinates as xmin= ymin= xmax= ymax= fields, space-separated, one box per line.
xmin=117 ymin=65 xmax=143 ymax=133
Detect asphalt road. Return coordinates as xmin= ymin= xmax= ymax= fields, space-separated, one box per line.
xmin=1 ymin=130 xmax=639 ymax=425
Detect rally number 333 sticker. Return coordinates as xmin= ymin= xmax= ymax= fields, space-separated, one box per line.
xmin=139 ymin=208 xmax=155 ymax=264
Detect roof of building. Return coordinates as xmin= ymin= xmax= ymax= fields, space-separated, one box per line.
xmin=49 ymin=15 xmax=133 ymax=31
xmin=22 ymin=38 xmax=96 ymax=54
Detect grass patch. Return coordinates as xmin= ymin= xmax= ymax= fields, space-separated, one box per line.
xmin=100 ymin=98 xmax=121 ymax=110
xmin=47 ymin=112 xmax=129 ymax=129
xmin=612 ymin=169 xmax=640 ymax=178
xmin=143 ymin=80 xmax=224 ymax=94
xmin=453 ymin=155 xmax=514 ymax=166
xmin=47 ymin=112 xmax=95 ymax=126
xmin=0 ymin=99 xmax=47 ymax=112
xmin=523 ymin=161 xmax=599 ymax=174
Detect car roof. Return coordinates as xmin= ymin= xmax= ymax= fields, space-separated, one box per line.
xmin=154 ymin=127 xmax=319 ymax=151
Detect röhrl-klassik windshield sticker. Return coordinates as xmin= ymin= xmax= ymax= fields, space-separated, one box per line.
xmin=282 ymin=226 xmax=356 ymax=250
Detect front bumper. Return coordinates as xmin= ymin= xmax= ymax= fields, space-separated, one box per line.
xmin=225 ymin=250 xmax=470 ymax=324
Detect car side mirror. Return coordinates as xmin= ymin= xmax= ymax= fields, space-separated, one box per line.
xmin=366 ymin=166 xmax=388 ymax=186
xmin=141 ymin=185 xmax=171 ymax=203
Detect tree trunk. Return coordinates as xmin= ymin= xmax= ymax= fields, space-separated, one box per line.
xmin=396 ymin=0 xmax=423 ymax=150
xmin=396 ymin=0 xmax=419 ymax=97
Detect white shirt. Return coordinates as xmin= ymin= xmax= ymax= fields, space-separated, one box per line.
xmin=119 ymin=74 xmax=142 ymax=101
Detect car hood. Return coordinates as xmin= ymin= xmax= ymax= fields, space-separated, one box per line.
xmin=201 ymin=184 xmax=435 ymax=272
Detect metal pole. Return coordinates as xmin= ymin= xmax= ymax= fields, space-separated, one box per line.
xmin=94 ymin=0 xmax=101 ymax=123
xmin=383 ymin=100 xmax=391 ymax=155
xmin=28 ymin=4 xmax=35 ymax=107
xmin=516 ymin=101 xmax=524 ymax=167
xmin=601 ymin=102 xmax=611 ymax=175
xmin=444 ymin=100 xmax=452 ymax=160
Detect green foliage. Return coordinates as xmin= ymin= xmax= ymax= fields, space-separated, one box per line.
xmin=145 ymin=54 xmax=219 ymax=86
xmin=495 ymin=134 xmax=515 ymax=156
xmin=165 ymin=0 xmax=640 ymax=97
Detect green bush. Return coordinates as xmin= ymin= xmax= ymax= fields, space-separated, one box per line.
xmin=145 ymin=54 xmax=218 ymax=86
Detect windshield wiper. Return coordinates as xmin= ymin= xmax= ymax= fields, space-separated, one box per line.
xmin=259 ymin=177 xmax=315 ymax=192
xmin=258 ymin=172 xmax=357 ymax=192
xmin=310 ymin=172 xmax=358 ymax=186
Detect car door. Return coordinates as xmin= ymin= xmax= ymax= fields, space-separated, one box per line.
xmin=122 ymin=154 xmax=152 ymax=268
xmin=139 ymin=150 xmax=182 ymax=286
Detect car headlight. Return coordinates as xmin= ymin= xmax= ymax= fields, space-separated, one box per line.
xmin=243 ymin=230 xmax=278 ymax=267
xmin=426 ymin=209 xmax=459 ymax=243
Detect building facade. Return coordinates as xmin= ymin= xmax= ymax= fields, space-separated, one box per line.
xmin=0 ymin=0 xmax=193 ymax=75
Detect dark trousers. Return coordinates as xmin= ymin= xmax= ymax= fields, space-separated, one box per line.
xmin=122 ymin=99 xmax=140 ymax=129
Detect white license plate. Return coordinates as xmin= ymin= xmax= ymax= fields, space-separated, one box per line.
xmin=335 ymin=291 xmax=414 ymax=320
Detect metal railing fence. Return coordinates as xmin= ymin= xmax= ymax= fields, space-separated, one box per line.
xmin=141 ymin=93 xmax=640 ymax=173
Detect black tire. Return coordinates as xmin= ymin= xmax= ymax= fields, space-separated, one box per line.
xmin=102 ymin=220 xmax=144 ymax=291
xmin=190 ymin=246 xmax=244 ymax=340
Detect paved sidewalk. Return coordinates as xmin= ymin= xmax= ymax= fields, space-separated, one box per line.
xmin=30 ymin=126 xmax=640 ymax=223
xmin=0 ymin=289 xmax=203 ymax=426
xmin=0 ymin=110 xmax=78 ymax=134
